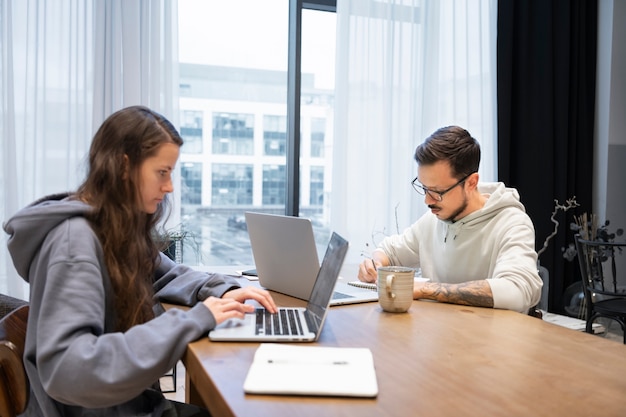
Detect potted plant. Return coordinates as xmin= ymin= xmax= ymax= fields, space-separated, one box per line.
xmin=535 ymin=197 xmax=580 ymax=311
xmin=154 ymin=224 xmax=202 ymax=264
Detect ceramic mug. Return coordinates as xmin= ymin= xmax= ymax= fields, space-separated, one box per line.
xmin=377 ymin=266 xmax=414 ymax=313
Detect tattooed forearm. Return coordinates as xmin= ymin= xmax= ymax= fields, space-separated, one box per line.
xmin=417 ymin=281 xmax=494 ymax=308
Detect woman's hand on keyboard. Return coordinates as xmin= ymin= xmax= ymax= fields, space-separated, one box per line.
xmin=222 ymin=286 xmax=277 ymax=314
xmin=202 ymin=296 xmax=256 ymax=324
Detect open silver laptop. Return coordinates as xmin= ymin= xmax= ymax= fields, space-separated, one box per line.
xmin=244 ymin=212 xmax=378 ymax=306
xmin=209 ymin=232 xmax=349 ymax=342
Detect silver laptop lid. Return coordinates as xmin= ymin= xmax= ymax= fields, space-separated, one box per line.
xmin=244 ymin=212 xmax=320 ymax=300
xmin=208 ymin=231 xmax=349 ymax=342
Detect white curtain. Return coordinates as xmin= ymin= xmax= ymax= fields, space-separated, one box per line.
xmin=332 ymin=0 xmax=498 ymax=264
xmin=0 ymin=0 xmax=179 ymax=299
xmin=93 ymin=0 xmax=179 ymax=128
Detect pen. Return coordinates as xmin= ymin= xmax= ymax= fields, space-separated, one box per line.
xmin=361 ymin=250 xmax=378 ymax=272
xmin=371 ymin=258 xmax=377 ymax=271
xmin=267 ymin=359 xmax=348 ymax=365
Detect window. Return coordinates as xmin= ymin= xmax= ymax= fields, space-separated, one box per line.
xmin=211 ymin=164 xmax=253 ymax=206
xmin=180 ymin=110 xmax=204 ymax=154
xmin=309 ymin=166 xmax=324 ymax=206
xmin=178 ymin=0 xmax=335 ymax=264
xmin=181 ymin=163 xmax=202 ymax=205
xmin=310 ymin=117 xmax=325 ymax=158
xmin=262 ymin=165 xmax=286 ymax=206
xmin=263 ymin=115 xmax=287 ymax=156
xmin=212 ymin=113 xmax=255 ymax=155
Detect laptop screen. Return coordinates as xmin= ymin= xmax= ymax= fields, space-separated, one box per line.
xmin=304 ymin=232 xmax=349 ymax=330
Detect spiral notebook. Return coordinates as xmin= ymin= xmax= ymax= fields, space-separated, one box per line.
xmin=348 ymin=277 xmax=430 ymax=290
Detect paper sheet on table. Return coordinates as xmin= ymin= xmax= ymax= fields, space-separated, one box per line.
xmin=235 ymin=268 xmax=259 ymax=281
xmin=243 ymin=343 xmax=378 ymax=397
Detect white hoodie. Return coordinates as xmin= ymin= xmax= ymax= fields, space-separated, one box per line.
xmin=379 ymin=182 xmax=542 ymax=313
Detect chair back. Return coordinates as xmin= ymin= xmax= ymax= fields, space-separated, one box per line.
xmin=0 ymin=294 xmax=28 ymax=319
xmin=574 ymin=235 xmax=626 ymax=299
xmin=0 ymin=305 xmax=29 ymax=417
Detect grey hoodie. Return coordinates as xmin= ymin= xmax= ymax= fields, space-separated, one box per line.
xmin=3 ymin=193 xmax=240 ymax=416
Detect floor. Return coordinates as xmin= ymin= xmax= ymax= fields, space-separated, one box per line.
xmin=601 ymin=318 xmax=625 ymax=343
xmin=161 ymin=317 xmax=625 ymax=404
xmin=161 ymin=361 xmax=187 ymax=403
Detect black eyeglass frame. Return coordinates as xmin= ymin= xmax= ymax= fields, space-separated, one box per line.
xmin=411 ymin=173 xmax=473 ymax=202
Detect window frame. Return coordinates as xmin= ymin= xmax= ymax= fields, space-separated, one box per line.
xmin=286 ymin=0 xmax=336 ymax=216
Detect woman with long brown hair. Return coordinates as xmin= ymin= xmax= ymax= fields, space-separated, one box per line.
xmin=4 ymin=105 xmax=276 ymax=416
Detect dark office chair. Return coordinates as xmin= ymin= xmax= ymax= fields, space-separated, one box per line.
xmin=0 ymin=304 xmax=30 ymax=417
xmin=574 ymin=234 xmax=626 ymax=343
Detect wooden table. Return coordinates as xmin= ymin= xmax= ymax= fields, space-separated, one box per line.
xmin=177 ymin=282 xmax=626 ymax=417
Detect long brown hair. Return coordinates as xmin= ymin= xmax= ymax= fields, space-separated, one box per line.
xmin=76 ymin=106 xmax=183 ymax=332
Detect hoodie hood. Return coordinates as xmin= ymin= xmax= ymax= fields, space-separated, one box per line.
xmin=442 ymin=182 xmax=525 ymax=241
xmin=3 ymin=193 xmax=91 ymax=280
xmin=468 ymin=181 xmax=525 ymax=222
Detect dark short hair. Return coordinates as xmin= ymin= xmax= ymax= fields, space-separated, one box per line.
xmin=414 ymin=126 xmax=480 ymax=179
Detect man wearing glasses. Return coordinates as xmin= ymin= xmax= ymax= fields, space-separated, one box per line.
xmin=357 ymin=126 xmax=542 ymax=313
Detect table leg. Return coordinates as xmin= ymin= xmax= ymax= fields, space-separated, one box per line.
xmin=185 ymin=370 xmax=204 ymax=407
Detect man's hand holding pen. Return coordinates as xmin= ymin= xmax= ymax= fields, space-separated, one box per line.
xmin=357 ymin=251 xmax=385 ymax=283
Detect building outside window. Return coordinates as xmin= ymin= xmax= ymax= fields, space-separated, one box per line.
xmin=177 ymin=1 xmax=335 ymax=265
xmin=262 ymin=164 xmax=286 ymax=205
xmin=310 ymin=117 xmax=325 ymax=158
xmin=309 ymin=166 xmax=324 ymax=206
xmin=212 ymin=112 xmax=255 ymax=155
xmin=211 ymin=163 xmax=253 ymax=206
xmin=263 ymin=115 xmax=287 ymax=156
xmin=181 ymin=162 xmax=202 ymax=205
xmin=180 ymin=110 xmax=203 ymax=154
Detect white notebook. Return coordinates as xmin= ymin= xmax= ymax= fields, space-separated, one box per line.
xmin=243 ymin=343 xmax=378 ymax=398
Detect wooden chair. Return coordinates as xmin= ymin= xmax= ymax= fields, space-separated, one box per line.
xmin=0 ymin=304 xmax=29 ymax=417
xmin=574 ymin=234 xmax=626 ymax=343
xmin=0 ymin=294 xmax=27 ymax=320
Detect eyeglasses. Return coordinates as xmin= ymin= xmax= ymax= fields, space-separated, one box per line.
xmin=411 ymin=173 xmax=472 ymax=202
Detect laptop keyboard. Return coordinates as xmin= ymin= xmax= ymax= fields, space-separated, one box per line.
xmin=255 ymin=308 xmax=304 ymax=336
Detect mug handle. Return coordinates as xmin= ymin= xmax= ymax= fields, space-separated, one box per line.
xmin=386 ymin=274 xmax=396 ymax=299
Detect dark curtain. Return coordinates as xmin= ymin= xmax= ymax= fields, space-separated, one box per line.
xmin=497 ymin=0 xmax=597 ymax=314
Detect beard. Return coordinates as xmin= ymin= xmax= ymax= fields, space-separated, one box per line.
xmin=429 ymin=192 xmax=468 ymax=222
